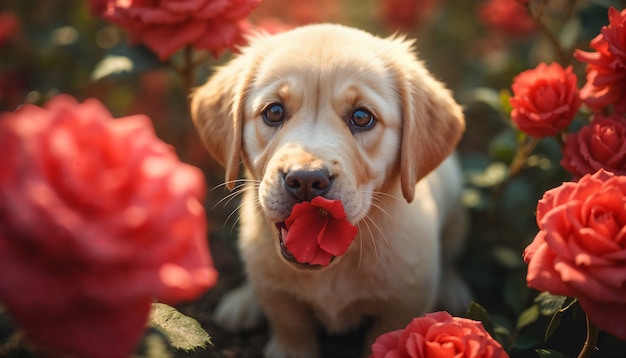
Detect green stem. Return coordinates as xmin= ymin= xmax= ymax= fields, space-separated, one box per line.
xmin=509 ymin=136 xmax=540 ymax=177
xmin=181 ymin=46 xmax=194 ymax=98
xmin=577 ymin=314 xmax=599 ymax=358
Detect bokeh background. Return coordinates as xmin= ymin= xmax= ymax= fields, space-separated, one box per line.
xmin=1 ymin=0 xmax=626 ymax=357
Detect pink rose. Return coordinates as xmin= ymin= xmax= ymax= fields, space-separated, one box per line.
xmin=575 ymin=7 xmax=626 ymax=114
xmin=524 ymin=169 xmax=626 ymax=341
xmin=477 ymin=0 xmax=535 ymax=38
xmin=0 ymin=95 xmax=217 ymax=358
xmin=561 ymin=114 xmax=626 ymax=179
xmin=281 ymin=196 xmax=358 ymax=267
xmin=509 ymin=62 xmax=581 ymax=137
xmin=92 ymin=0 xmax=261 ymax=60
xmin=370 ymin=311 xmax=508 ymax=358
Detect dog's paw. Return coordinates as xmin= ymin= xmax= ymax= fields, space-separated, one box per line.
xmin=213 ymin=283 xmax=263 ymax=332
xmin=264 ymin=336 xmax=319 ymax=358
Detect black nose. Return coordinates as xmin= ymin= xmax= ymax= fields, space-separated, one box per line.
xmin=283 ymin=169 xmax=332 ymax=201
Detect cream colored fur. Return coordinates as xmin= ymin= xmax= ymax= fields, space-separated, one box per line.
xmin=191 ymin=24 xmax=470 ymax=358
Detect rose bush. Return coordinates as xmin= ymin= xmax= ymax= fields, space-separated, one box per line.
xmin=0 ymin=95 xmax=217 ymax=358
xmin=509 ymin=62 xmax=581 ymax=138
xmin=91 ymin=0 xmax=261 ymax=60
xmin=283 ymin=196 xmax=358 ymax=266
xmin=561 ymin=114 xmax=626 ymax=179
xmin=523 ymin=169 xmax=626 ymax=341
xmin=370 ymin=311 xmax=508 ymax=358
xmin=575 ymin=7 xmax=626 ymax=115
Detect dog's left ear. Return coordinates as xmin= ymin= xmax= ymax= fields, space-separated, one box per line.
xmin=395 ymin=51 xmax=465 ymax=202
xmin=190 ymin=53 xmax=255 ymax=190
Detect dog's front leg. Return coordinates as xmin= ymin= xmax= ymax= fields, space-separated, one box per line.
xmin=257 ymin=287 xmax=319 ymax=358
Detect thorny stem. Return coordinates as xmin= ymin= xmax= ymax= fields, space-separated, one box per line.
xmin=181 ymin=46 xmax=194 ymax=98
xmin=577 ymin=314 xmax=599 ymax=358
xmin=166 ymin=46 xmax=200 ymax=100
xmin=509 ymin=136 xmax=541 ymax=177
xmin=524 ymin=0 xmax=579 ymax=65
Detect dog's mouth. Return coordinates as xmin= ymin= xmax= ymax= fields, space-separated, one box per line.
xmin=273 ymin=197 xmax=358 ymax=268
xmin=276 ymin=222 xmax=332 ymax=269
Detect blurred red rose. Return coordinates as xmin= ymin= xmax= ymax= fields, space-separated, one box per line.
xmin=509 ymin=62 xmax=581 ymax=137
xmin=478 ymin=0 xmax=535 ymax=38
xmin=370 ymin=311 xmax=508 ymax=358
xmin=561 ymin=114 xmax=626 ymax=179
xmin=283 ymin=196 xmax=357 ymax=266
xmin=92 ymin=0 xmax=261 ymax=60
xmin=524 ymin=169 xmax=626 ymax=341
xmin=0 ymin=12 xmax=19 ymax=46
xmin=0 ymin=95 xmax=217 ymax=358
xmin=249 ymin=0 xmax=340 ymax=33
xmin=575 ymin=7 xmax=626 ymax=115
xmin=380 ymin=0 xmax=439 ymax=31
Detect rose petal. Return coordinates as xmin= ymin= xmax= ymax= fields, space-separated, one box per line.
xmin=578 ymin=296 xmax=626 ymax=341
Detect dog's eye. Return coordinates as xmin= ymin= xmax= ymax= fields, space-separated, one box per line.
xmin=262 ymin=103 xmax=285 ymax=125
xmin=349 ymin=109 xmax=376 ymax=130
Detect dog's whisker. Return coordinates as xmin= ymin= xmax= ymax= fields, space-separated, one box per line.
xmin=225 ymin=200 xmax=247 ymax=232
xmin=363 ymin=189 xmax=403 ymax=202
xmin=354 ymin=222 xmax=366 ymax=272
xmin=222 ymin=183 xmax=261 ymax=208
xmin=211 ymin=181 xmax=261 ymax=210
xmin=212 ymin=186 xmax=247 ymax=210
xmin=364 ymin=213 xmax=390 ymax=248
xmin=368 ymin=200 xmax=394 ymax=222
xmin=360 ymin=218 xmax=379 ymax=261
xmin=210 ymin=179 xmax=249 ymax=191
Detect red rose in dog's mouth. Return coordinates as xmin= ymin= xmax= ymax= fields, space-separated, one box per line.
xmin=277 ymin=197 xmax=358 ymax=267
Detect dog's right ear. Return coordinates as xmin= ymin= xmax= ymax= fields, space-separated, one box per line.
xmin=190 ymin=54 xmax=254 ymax=190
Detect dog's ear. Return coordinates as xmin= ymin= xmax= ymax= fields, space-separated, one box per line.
xmin=395 ymin=45 xmax=465 ymax=202
xmin=190 ymin=54 xmax=254 ymax=190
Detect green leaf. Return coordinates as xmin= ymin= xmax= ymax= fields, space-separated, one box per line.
xmin=466 ymin=162 xmax=509 ymax=188
xmin=536 ymin=348 xmax=570 ymax=358
xmin=499 ymin=89 xmax=513 ymax=115
xmin=148 ymin=303 xmax=212 ymax=352
xmin=488 ymin=130 xmax=517 ymax=164
xmin=545 ymin=297 xmax=578 ymax=342
xmin=91 ymin=55 xmax=134 ymax=81
xmin=534 ymin=292 xmax=567 ymax=316
xmin=513 ymin=334 xmax=541 ymax=351
xmin=516 ymin=304 xmax=540 ymax=330
xmin=466 ymin=301 xmax=495 ymax=337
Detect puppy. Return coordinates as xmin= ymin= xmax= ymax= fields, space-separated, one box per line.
xmin=191 ymin=24 xmax=469 ymax=358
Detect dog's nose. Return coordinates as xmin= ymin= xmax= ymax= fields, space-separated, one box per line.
xmin=284 ymin=169 xmax=332 ymax=201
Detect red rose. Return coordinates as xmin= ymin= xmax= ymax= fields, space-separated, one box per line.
xmin=0 ymin=95 xmax=217 ymax=358
xmin=0 ymin=12 xmax=19 ymax=46
xmin=509 ymin=62 xmax=581 ymax=137
xmin=523 ymin=170 xmax=626 ymax=341
xmin=477 ymin=0 xmax=535 ymax=38
xmin=370 ymin=311 xmax=508 ymax=358
xmin=561 ymin=114 xmax=626 ymax=179
xmin=92 ymin=0 xmax=261 ymax=60
xmin=575 ymin=7 xmax=626 ymax=114
xmin=380 ymin=0 xmax=439 ymax=31
xmin=282 ymin=196 xmax=358 ymax=266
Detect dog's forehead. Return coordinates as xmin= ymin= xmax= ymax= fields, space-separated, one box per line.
xmin=247 ymin=25 xmax=401 ymax=85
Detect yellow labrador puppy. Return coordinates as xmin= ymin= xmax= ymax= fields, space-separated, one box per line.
xmin=191 ymin=24 xmax=470 ymax=358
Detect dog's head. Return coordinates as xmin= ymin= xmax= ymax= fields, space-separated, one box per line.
xmin=191 ymin=24 xmax=464 ymax=267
